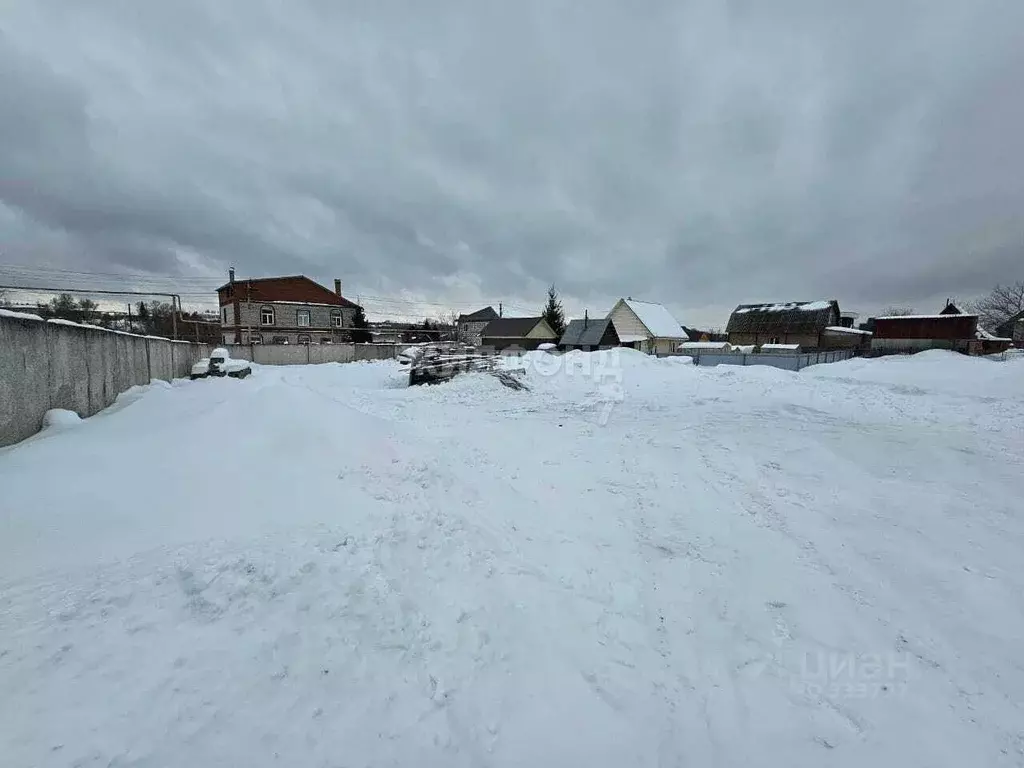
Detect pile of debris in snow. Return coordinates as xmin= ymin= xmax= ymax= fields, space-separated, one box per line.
xmin=405 ymin=344 xmax=528 ymax=390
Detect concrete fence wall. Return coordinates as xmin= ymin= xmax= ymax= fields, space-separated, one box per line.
xmin=0 ymin=313 xmax=209 ymax=447
xmin=225 ymin=343 xmax=400 ymax=366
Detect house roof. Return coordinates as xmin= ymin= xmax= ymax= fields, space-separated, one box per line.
xmin=457 ymin=306 xmax=499 ymax=323
xmin=939 ymin=302 xmax=962 ymax=315
xmin=480 ymin=317 xmax=547 ymax=338
xmin=560 ymin=317 xmax=617 ymax=347
xmin=216 ymin=275 xmax=360 ymax=309
xmin=726 ymin=300 xmax=840 ymax=335
xmin=617 ymin=299 xmax=689 ymax=339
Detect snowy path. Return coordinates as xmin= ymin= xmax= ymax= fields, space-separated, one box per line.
xmin=1 ymin=351 xmax=1023 ymax=766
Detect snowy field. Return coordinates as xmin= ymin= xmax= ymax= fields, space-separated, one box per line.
xmin=1 ymin=349 xmax=1023 ymax=767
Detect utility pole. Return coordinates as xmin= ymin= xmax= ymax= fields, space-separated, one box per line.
xmin=127 ymin=302 xmax=133 ymax=333
xmin=499 ymin=302 xmax=503 ymax=318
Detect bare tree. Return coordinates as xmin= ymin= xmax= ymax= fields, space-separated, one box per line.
xmin=964 ymin=281 xmax=1024 ymax=330
xmin=0 ymin=288 xmax=9 ymax=309
xmin=431 ymin=309 xmax=460 ymax=341
xmin=881 ymin=306 xmax=916 ymax=317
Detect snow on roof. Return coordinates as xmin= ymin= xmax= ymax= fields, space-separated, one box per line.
xmin=735 ymin=300 xmax=831 ymax=314
xmin=825 ymin=326 xmax=872 ymax=335
xmin=622 ymin=299 xmax=688 ymax=339
xmin=977 ymin=327 xmax=1012 ymax=342
xmin=875 ymin=314 xmax=979 ymax=321
xmin=760 ymin=343 xmax=801 ymax=350
xmin=617 ymin=334 xmax=647 ymax=343
xmin=0 ymin=308 xmax=44 ymax=321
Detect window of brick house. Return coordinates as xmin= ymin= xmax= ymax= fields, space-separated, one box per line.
xmin=297 ymin=334 xmax=311 ymax=345
xmin=261 ymin=306 xmax=275 ymax=325
xmin=271 ymin=335 xmax=288 ymax=344
xmin=332 ymin=311 xmax=343 ymax=328
xmin=297 ymin=309 xmax=311 ymax=327
xmin=221 ymin=307 xmax=227 ymax=323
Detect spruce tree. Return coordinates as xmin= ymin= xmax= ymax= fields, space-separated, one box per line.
xmin=542 ymin=285 xmax=566 ymax=337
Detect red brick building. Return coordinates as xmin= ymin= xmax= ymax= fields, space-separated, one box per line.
xmin=217 ymin=272 xmax=362 ymax=345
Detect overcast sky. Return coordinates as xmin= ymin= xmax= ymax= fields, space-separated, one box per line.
xmin=2 ymin=1 xmax=1022 ymax=326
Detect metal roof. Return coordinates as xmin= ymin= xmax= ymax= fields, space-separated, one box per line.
xmin=480 ymin=317 xmax=547 ymax=337
xmin=560 ymin=317 xmax=615 ymax=347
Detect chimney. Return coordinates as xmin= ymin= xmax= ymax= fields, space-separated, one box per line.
xmin=229 ymin=267 xmax=235 ymax=284
xmin=584 ymin=309 xmax=588 ymax=329
xmin=334 ymin=279 xmax=342 ymax=296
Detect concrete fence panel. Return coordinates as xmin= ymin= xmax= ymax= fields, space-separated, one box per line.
xmin=0 ymin=314 xmax=52 ymax=446
xmin=129 ymin=335 xmax=150 ymax=387
xmin=355 ymin=344 xmax=400 ymax=361
xmin=309 ymin=344 xmax=356 ymax=364
xmin=84 ymin=327 xmax=113 ymax=413
xmin=170 ymin=340 xmax=204 ymax=379
xmin=47 ymin=323 xmax=90 ymax=416
xmin=146 ymin=338 xmax=174 ymax=382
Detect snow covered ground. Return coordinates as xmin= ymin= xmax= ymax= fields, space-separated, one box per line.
xmin=1 ymin=350 xmax=1022 ymax=767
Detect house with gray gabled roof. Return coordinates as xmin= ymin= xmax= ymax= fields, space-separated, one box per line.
xmin=559 ymin=316 xmax=620 ymax=350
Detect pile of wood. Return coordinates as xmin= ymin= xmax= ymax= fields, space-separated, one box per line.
xmin=406 ymin=344 xmax=528 ymax=390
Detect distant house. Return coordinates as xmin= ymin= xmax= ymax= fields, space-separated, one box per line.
xmin=559 ymin=316 xmax=620 ymax=351
xmin=479 ymin=317 xmax=558 ymax=351
xmin=607 ymin=299 xmax=689 ymax=356
xmin=726 ymin=300 xmax=841 ymax=349
xmin=871 ymin=309 xmax=980 ymax=355
xmin=995 ymin=309 xmax=1024 ymax=345
xmin=456 ymin=307 xmax=499 ymax=345
xmin=217 ymin=271 xmax=362 ymax=345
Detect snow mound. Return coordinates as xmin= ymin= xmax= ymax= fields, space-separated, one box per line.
xmin=41 ymin=409 xmax=82 ymax=430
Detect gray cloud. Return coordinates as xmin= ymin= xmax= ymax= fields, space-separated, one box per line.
xmin=2 ymin=0 xmax=1023 ymax=324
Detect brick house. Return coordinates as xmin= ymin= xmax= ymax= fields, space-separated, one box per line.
xmin=456 ymin=306 xmax=499 ymax=345
xmin=217 ymin=272 xmax=362 ymax=345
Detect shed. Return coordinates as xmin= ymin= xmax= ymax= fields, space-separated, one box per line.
xmin=821 ymin=325 xmax=873 ymax=350
xmin=679 ymin=341 xmax=732 ymax=352
xmin=726 ymin=300 xmax=840 ymax=349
